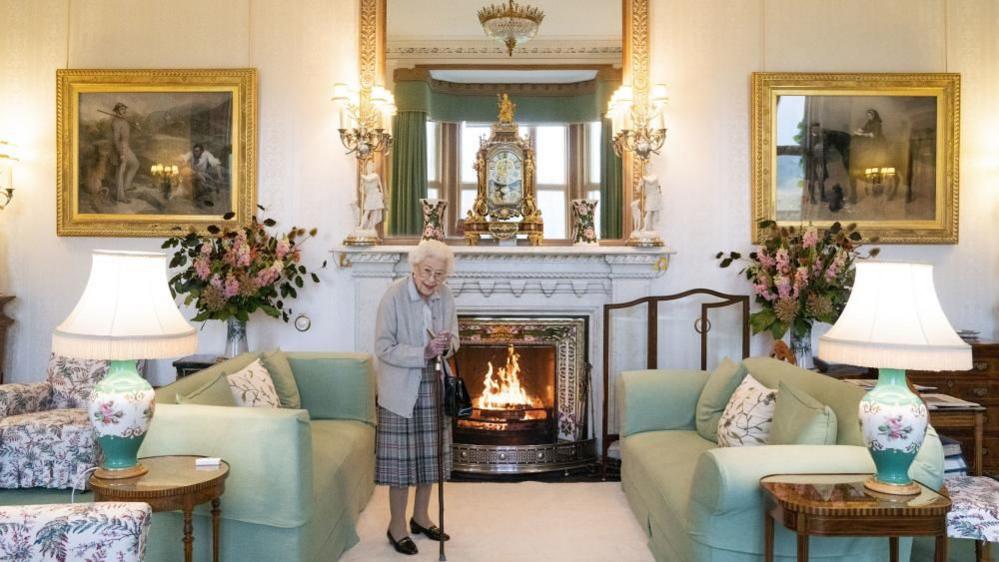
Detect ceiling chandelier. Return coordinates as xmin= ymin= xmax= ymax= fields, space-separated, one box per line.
xmin=478 ymin=0 xmax=545 ymax=57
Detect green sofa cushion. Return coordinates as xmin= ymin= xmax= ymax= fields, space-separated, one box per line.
xmin=769 ymin=381 xmax=837 ymax=445
xmin=287 ymin=353 xmax=375 ymax=424
xmin=176 ymin=373 xmax=237 ymax=407
xmin=618 ymin=369 xmax=709 ymax=437
xmin=742 ymin=357 xmax=866 ymax=446
xmin=261 ymin=349 xmax=303 ymax=409
xmin=695 ymin=358 xmax=747 ymax=442
xmin=155 ymin=352 xmax=262 ymax=405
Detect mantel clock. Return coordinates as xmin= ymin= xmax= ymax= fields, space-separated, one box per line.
xmin=464 ymin=94 xmax=543 ymax=245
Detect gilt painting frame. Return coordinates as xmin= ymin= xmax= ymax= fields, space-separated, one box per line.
xmin=751 ymin=72 xmax=960 ymax=244
xmin=57 ymin=68 xmax=257 ymax=237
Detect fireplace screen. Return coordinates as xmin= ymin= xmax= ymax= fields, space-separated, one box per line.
xmin=451 ymin=316 xmax=594 ymax=474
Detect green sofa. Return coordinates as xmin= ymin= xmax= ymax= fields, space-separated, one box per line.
xmin=133 ymin=351 xmax=377 ymax=562
xmin=0 ymin=351 xmax=375 ymax=561
xmin=618 ymin=356 xmax=944 ymax=562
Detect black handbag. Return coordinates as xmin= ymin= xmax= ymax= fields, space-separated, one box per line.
xmin=443 ymin=358 xmax=473 ymax=419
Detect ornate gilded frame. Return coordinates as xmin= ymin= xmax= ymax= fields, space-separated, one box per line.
xmin=361 ymin=0 xmax=649 ymax=243
xmin=56 ymin=68 xmax=257 ymax=237
xmin=751 ymin=72 xmax=960 ymax=244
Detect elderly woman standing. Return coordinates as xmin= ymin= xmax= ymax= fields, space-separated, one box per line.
xmin=375 ymin=239 xmax=458 ymax=556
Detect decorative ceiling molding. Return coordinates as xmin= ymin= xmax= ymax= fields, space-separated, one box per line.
xmin=386 ymin=39 xmax=622 ymax=61
xmin=432 ymin=78 xmax=597 ymax=97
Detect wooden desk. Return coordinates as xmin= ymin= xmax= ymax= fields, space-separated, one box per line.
xmin=91 ymin=455 xmax=230 ymax=562
xmin=928 ymin=407 xmax=986 ymax=476
xmin=909 ymin=342 xmax=999 ymax=475
xmin=0 ymin=295 xmax=13 ymax=384
xmin=761 ymin=473 xmax=951 ymax=562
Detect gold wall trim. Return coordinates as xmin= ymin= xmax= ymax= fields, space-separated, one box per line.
xmin=362 ymin=0 xmax=647 ymax=243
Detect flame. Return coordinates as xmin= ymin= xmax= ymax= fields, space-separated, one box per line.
xmin=476 ymin=344 xmax=543 ymax=410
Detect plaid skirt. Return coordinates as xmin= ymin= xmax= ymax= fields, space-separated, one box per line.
xmin=375 ymin=366 xmax=452 ymax=486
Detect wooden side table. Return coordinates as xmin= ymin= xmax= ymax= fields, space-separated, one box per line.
xmin=90 ymin=455 xmax=230 ymax=562
xmin=172 ymin=354 xmax=224 ymax=379
xmin=760 ymin=473 xmax=951 ymax=562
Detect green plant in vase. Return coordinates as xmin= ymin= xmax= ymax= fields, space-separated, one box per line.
xmin=717 ymin=220 xmax=879 ymax=367
xmin=163 ymin=209 xmax=325 ymax=356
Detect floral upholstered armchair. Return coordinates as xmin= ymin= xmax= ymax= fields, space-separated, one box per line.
xmin=0 ymin=355 xmax=115 ymax=489
xmin=0 ymin=502 xmax=152 ymax=561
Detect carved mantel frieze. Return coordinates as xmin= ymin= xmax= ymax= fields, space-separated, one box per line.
xmin=334 ymin=245 xmax=674 ymax=298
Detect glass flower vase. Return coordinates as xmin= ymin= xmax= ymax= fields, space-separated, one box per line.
xmin=224 ymin=318 xmax=249 ymax=357
xmin=789 ymin=326 xmax=813 ymax=369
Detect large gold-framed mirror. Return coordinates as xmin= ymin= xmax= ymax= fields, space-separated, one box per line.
xmin=358 ymin=0 xmax=650 ymax=245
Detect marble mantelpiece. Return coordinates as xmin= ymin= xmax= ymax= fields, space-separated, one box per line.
xmin=334 ymin=245 xmax=676 ymax=449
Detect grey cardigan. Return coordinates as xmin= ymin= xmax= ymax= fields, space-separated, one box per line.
xmin=374 ymin=276 xmax=459 ymax=418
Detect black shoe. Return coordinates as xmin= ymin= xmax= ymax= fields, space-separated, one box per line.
xmin=410 ymin=518 xmax=450 ymax=541
xmin=387 ymin=530 xmax=418 ymax=555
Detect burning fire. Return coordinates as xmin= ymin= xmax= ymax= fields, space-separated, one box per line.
xmin=476 ymin=345 xmax=544 ymax=410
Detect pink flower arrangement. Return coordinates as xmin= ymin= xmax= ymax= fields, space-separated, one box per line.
xmin=718 ymin=221 xmax=879 ymax=339
xmin=164 ymin=211 xmax=323 ymax=323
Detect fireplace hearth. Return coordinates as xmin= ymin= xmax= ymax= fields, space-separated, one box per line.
xmin=452 ymin=316 xmax=595 ymax=474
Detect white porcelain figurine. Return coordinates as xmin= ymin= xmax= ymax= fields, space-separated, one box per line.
xmin=345 ymin=160 xmax=385 ymax=246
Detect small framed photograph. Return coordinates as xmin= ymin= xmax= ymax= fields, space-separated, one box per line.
xmin=57 ymin=68 xmax=257 ymax=237
xmin=751 ymin=72 xmax=960 ymax=244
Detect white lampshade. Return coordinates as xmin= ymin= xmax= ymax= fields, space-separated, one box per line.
xmin=52 ymin=250 xmax=197 ymax=360
xmin=818 ymin=262 xmax=971 ymax=371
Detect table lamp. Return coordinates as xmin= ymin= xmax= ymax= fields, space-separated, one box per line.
xmin=53 ymin=251 xmax=197 ymax=479
xmin=819 ymin=262 xmax=970 ymax=495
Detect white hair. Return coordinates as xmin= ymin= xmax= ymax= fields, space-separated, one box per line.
xmin=408 ymin=240 xmax=455 ymax=275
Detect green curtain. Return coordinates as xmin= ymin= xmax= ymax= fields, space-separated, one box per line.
xmin=600 ymin=117 xmax=623 ymax=239
xmin=394 ymin=80 xmax=604 ymax=123
xmin=389 ymin=111 xmax=427 ymax=236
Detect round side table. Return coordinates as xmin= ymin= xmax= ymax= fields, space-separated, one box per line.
xmin=90 ymin=455 xmax=230 ymax=562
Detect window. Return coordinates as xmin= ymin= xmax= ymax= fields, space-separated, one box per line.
xmin=429 ymin=120 xmax=605 ymax=240
xmin=427 ymin=121 xmax=440 ymax=200
xmin=532 ymin=125 xmax=568 ymax=240
xmin=586 ymin=121 xmax=602 ymax=235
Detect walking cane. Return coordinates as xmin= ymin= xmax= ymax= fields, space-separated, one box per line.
xmin=434 ymin=349 xmax=447 ymax=562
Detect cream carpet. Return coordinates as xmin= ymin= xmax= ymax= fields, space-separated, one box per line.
xmin=341 ymin=481 xmax=655 ymax=562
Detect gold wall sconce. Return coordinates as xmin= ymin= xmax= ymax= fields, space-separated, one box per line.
xmin=0 ymin=141 xmax=19 ymax=211
xmin=331 ymin=84 xmax=396 ymax=162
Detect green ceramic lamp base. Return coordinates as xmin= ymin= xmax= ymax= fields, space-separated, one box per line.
xmin=89 ymin=359 xmax=155 ymax=480
xmin=859 ymin=367 xmax=929 ymax=497
xmin=864 ymin=476 xmax=921 ymax=496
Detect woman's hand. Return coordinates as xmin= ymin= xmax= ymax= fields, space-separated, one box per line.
xmin=424 ymin=332 xmax=451 ymax=359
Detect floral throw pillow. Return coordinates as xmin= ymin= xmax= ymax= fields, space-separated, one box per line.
xmin=226 ymin=359 xmax=281 ymax=408
xmin=717 ymin=374 xmax=778 ymax=447
xmin=47 ymin=354 xmax=109 ymax=409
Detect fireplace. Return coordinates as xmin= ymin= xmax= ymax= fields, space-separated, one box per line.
xmin=452 ymin=316 xmax=596 ymax=474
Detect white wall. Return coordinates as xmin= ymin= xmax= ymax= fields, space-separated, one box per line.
xmin=0 ymin=0 xmax=359 ymax=384
xmin=2 ymin=0 xmax=997 ymax=384
xmin=649 ymin=0 xmax=999 ymax=342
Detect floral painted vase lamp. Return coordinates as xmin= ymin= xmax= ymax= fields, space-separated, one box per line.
xmin=819 ymin=262 xmax=970 ymax=495
xmin=52 ymin=251 xmax=197 ymax=479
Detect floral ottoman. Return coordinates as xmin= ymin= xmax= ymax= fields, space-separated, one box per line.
xmin=0 ymin=409 xmax=98 ymax=489
xmin=946 ymin=475 xmax=999 ymax=542
xmin=0 ymin=502 xmax=151 ymax=561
